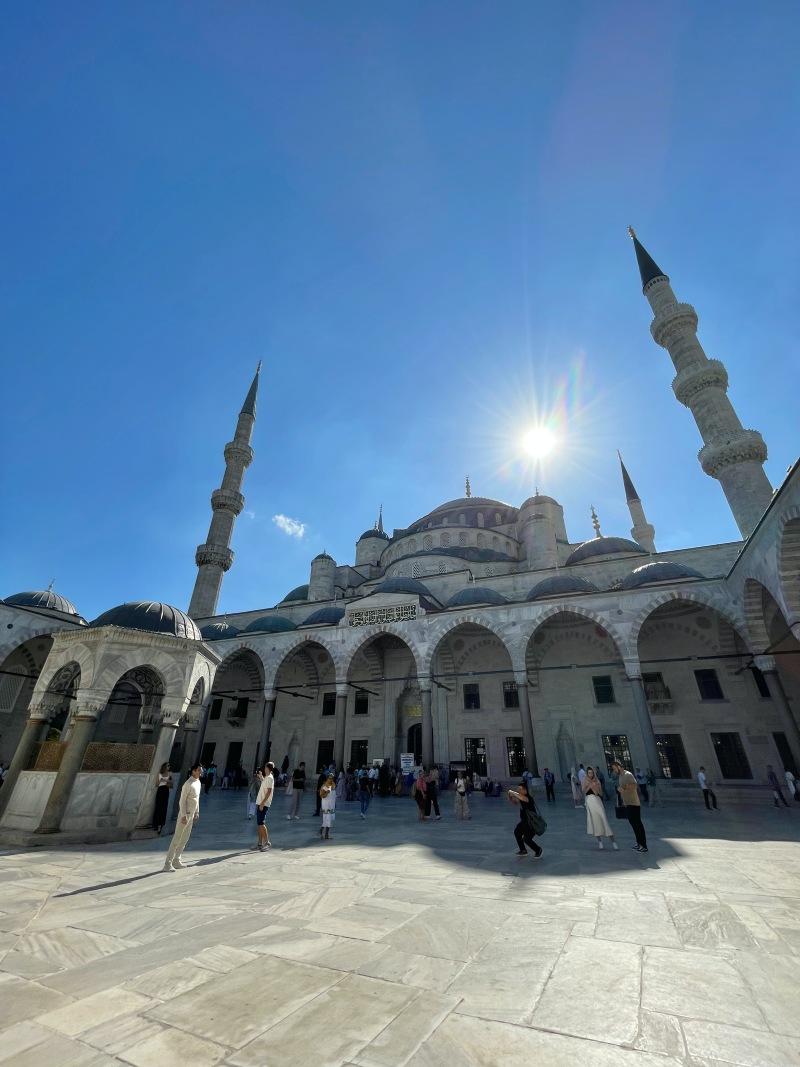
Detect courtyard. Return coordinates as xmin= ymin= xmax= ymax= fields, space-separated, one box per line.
xmin=0 ymin=788 xmax=799 ymax=1066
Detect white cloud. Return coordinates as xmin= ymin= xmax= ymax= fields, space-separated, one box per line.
xmin=244 ymin=510 xmax=256 ymax=520
xmin=272 ymin=513 xmax=306 ymax=539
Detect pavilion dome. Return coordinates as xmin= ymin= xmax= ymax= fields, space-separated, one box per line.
xmin=242 ymin=615 xmax=298 ymax=634
xmin=89 ymin=601 xmax=201 ymax=641
xmin=565 ymin=536 xmax=647 ymax=566
xmin=279 ymin=584 xmax=309 ymax=604
xmin=302 ymin=606 xmax=345 ymax=627
xmin=520 ymin=494 xmax=560 ymax=508
xmin=448 ymin=586 xmax=508 ymax=608
xmin=374 ymin=577 xmax=432 ymax=598
xmin=358 ymin=528 xmax=390 ymax=541
xmin=200 ymin=620 xmax=241 ymax=640
xmin=5 ymin=589 xmax=80 ymax=617
xmin=312 ymin=552 xmax=334 ymax=562
xmin=526 ymin=575 xmax=599 ymax=600
xmin=621 ymin=561 xmax=704 ymax=590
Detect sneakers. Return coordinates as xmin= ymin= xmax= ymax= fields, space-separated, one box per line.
xmin=598 ymin=840 xmax=604 ymax=850
xmin=162 ymin=862 xmax=176 ymax=872
xmin=631 ymin=845 xmax=642 ymax=851
xmin=293 ymin=815 xmax=300 ymax=820
xmin=515 ymin=849 xmax=527 ymax=856
xmin=531 ymin=851 xmax=543 ymax=860
xmin=611 ymin=841 xmax=619 ymax=851
xmin=435 ymin=815 xmax=442 ymax=821
xmin=172 ymin=859 xmax=187 ymax=869
xmin=286 ymin=815 xmax=292 ymax=821
xmin=639 ymin=847 xmax=649 ymax=853
xmin=360 ymin=812 xmax=365 ymax=819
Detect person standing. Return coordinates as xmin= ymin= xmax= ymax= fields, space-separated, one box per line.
xmin=543 ymin=767 xmax=555 ymax=803
xmin=697 ymin=766 xmax=718 ymax=810
xmin=578 ymin=764 xmax=587 ymax=785
xmin=425 ymin=766 xmax=442 ymax=820
xmin=254 ymin=761 xmax=274 ymax=851
xmin=635 ymin=768 xmax=649 ymax=805
xmin=287 ymin=762 xmax=305 ymax=820
xmin=163 ymin=763 xmax=202 ymax=871
xmin=767 ymin=765 xmax=790 ymax=807
xmin=646 ymin=768 xmax=657 ymax=806
xmin=320 ymin=774 xmax=336 ymax=839
xmin=203 ymin=761 xmax=216 ymax=795
xmin=314 ymin=766 xmax=327 ymax=816
xmin=582 ymin=767 xmax=618 ymax=850
xmin=152 ymin=762 xmax=173 ymax=834
xmin=785 ymin=767 xmax=798 ymax=801
xmin=507 ymin=781 xmax=543 ymax=859
xmin=611 ymin=760 xmax=647 ymax=853
xmin=453 ymin=770 xmax=470 ymax=820
xmin=358 ymin=770 xmax=371 ymax=819
xmin=570 ymin=768 xmax=583 ymax=808
xmin=247 ymin=770 xmax=262 ymax=820
xmin=412 ymin=770 xmax=427 ymax=820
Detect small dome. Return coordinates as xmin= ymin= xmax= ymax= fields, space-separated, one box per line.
xmin=621 ymin=561 xmax=704 ymax=590
xmin=358 ymin=528 xmax=390 ymax=541
xmin=312 ymin=552 xmax=335 ymax=562
xmin=448 ymin=586 xmax=508 ymax=608
xmin=374 ymin=577 xmax=432 ymax=597
xmin=89 ymin=602 xmax=201 ymax=641
xmin=242 ymin=615 xmax=298 ymax=634
xmin=279 ymin=584 xmax=309 ymax=603
xmin=526 ymin=575 xmax=599 ymax=600
xmin=565 ymin=536 xmax=647 ymax=566
xmin=5 ymin=589 xmax=80 ymax=616
xmin=302 ymin=606 xmax=345 ymax=627
xmin=520 ymin=494 xmax=559 ymax=508
xmin=200 ymin=621 xmax=241 ymax=640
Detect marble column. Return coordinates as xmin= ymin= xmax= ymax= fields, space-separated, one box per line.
xmin=0 ymin=708 xmax=48 ymax=820
xmin=755 ymin=655 xmax=800 ymax=765
xmin=137 ymin=702 xmax=183 ymax=829
xmin=334 ymin=685 xmax=348 ymax=769
xmin=420 ymin=680 xmax=434 ymax=768
xmin=514 ymin=671 xmax=539 ymax=776
xmin=35 ymin=699 xmax=102 ymax=834
xmin=256 ymin=691 xmax=277 ymax=770
xmin=626 ymin=672 xmax=662 ymax=777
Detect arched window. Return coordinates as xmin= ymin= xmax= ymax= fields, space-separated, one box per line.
xmin=486 ymin=566 xmax=494 ymax=577
xmin=441 ymin=532 xmax=450 ymax=547
xmin=458 ymin=532 xmax=467 ymax=546
xmin=408 ymin=538 xmax=416 ymax=552
xmin=492 ymin=535 xmax=499 ymax=549
xmin=477 ymin=513 xmax=485 ymax=528
xmin=459 ymin=514 xmax=466 ymax=524
xmin=477 ymin=533 xmax=486 ymax=548
xmin=438 ymin=561 xmax=446 ymax=574
xmin=495 ymin=512 xmax=501 ymax=524
xmin=412 ymin=562 xmax=423 ymax=578
xmin=423 ymin=534 xmax=433 ymax=551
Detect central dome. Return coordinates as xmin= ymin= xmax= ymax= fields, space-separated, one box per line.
xmin=90 ymin=601 xmax=201 ymax=641
xmin=407 ymin=497 xmax=518 ymax=534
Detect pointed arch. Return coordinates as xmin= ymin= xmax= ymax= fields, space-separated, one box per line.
xmin=778 ymin=506 xmax=800 ymax=623
xmin=627 ymin=589 xmax=751 ymax=656
xmin=521 ymin=604 xmax=627 ymax=662
xmin=264 ymin=633 xmax=340 ymax=691
xmin=340 ymin=625 xmax=424 ymax=681
xmin=421 ymin=612 xmax=514 ymax=676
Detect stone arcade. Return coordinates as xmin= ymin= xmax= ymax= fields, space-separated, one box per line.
xmin=1 ymin=233 xmax=799 ymax=843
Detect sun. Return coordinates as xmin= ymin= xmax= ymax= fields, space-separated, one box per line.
xmin=521 ymin=426 xmax=557 ymax=459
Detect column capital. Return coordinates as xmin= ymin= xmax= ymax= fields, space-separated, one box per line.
xmin=512 ymin=669 xmax=529 ymax=688
xmin=753 ymin=655 xmax=777 ymax=673
xmin=623 ymin=659 xmax=643 ymax=681
xmin=264 ymin=689 xmax=278 ymax=702
xmin=336 ymin=683 xmax=350 ymax=698
xmin=418 ymin=674 xmax=432 ymax=693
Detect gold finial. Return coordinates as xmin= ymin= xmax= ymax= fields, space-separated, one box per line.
xmin=627 ymin=225 xmax=637 ymax=240
xmin=465 ymin=475 xmax=471 ymax=499
xmin=590 ymin=505 xmax=602 ymax=537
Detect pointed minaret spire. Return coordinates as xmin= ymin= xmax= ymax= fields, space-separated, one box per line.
xmin=590 ymin=505 xmax=602 ymax=537
xmin=377 ymin=504 xmax=384 ymax=534
xmin=465 ymin=475 xmax=471 ymax=499
xmin=618 ymin=451 xmax=656 ymax=552
xmin=629 ymin=228 xmax=772 ymax=538
xmin=188 ymin=367 xmax=260 ymax=619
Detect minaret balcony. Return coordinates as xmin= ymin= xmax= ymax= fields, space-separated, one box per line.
xmin=651 ymin=302 xmax=698 ymax=347
xmin=224 ymin=441 xmax=254 ymax=468
xmin=672 ymin=359 xmax=728 ymax=406
xmin=699 ymin=430 xmax=768 ymax=478
xmin=211 ymin=489 xmax=245 ymax=515
xmin=195 ymin=543 xmax=234 ymax=571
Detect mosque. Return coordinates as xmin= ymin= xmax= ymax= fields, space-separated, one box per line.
xmin=1 ymin=232 xmax=799 ymax=842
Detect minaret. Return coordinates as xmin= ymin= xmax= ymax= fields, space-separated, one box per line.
xmin=188 ymin=364 xmax=260 ymax=619
xmin=618 ymin=451 xmax=656 ymax=552
xmin=629 ymin=228 xmax=772 ymax=538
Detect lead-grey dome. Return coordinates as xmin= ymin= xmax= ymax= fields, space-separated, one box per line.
xmin=565 ymin=536 xmax=647 ymax=566
xmin=520 ymin=494 xmax=560 ymax=508
xmin=200 ymin=620 xmax=241 ymax=640
xmin=448 ymin=587 xmax=508 ymax=608
xmin=312 ymin=552 xmax=334 ymax=562
xmin=621 ymin=561 xmax=704 ymax=590
xmin=242 ymin=615 xmax=298 ymax=634
xmin=279 ymin=584 xmax=309 ymax=603
xmin=374 ymin=577 xmax=432 ymax=597
xmin=5 ymin=589 xmax=80 ymax=616
xmin=358 ymin=528 xmax=390 ymax=541
xmin=526 ymin=575 xmax=599 ymax=600
xmin=302 ymin=606 xmax=345 ymax=627
xmin=90 ymin=601 xmax=201 ymax=640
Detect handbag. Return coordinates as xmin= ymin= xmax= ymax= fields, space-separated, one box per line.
xmin=615 ymin=800 xmax=628 ymax=820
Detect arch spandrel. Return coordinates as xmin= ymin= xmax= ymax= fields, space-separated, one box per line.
xmin=627 ymin=588 xmax=752 ymax=657
xmin=422 ymin=612 xmax=516 ymax=677
xmin=516 ymin=604 xmax=628 ymax=671
xmin=263 ymin=632 xmax=341 ymax=691
xmin=92 ymin=650 xmax=184 ymax=701
xmin=340 ymin=625 xmax=425 ymax=682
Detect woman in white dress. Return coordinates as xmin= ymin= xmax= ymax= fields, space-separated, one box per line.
xmin=320 ymin=774 xmax=336 ymax=840
xmin=582 ymin=766 xmax=618 ymax=849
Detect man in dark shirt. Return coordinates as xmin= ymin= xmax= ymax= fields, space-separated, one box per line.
xmin=287 ymin=762 xmax=306 ymax=820
xmin=508 ymin=782 xmax=543 ymax=858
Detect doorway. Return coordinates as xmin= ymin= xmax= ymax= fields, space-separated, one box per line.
xmin=226 ymin=741 xmax=243 ymax=773
xmin=350 ymin=739 xmax=368 ymax=768
xmin=464 ymin=736 xmax=487 ymax=777
xmin=316 ymin=739 xmax=335 ymax=771
xmin=406 ymin=723 xmax=421 ymax=760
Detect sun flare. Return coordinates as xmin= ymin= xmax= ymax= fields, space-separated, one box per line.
xmin=521 ymin=426 xmax=557 ymax=459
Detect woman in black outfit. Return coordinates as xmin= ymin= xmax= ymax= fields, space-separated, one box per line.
xmin=152 ymin=762 xmax=173 ymax=834
xmin=508 ymin=781 xmax=543 ymax=858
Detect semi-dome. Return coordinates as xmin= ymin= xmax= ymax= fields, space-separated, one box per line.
xmin=242 ymin=615 xmax=298 ymax=634
xmin=358 ymin=528 xmax=390 ymax=541
xmin=5 ymin=589 xmax=80 ymax=616
xmin=200 ymin=620 xmax=241 ymax=640
xmin=448 ymin=586 xmax=508 ymax=608
xmin=279 ymin=584 xmax=309 ymax=603
xmin=302 ymin=606 xmax=345 ymax=627
xmin=374 ymin=577 xmax=432 ymax=597
xmin=526 ymin=575 xmax=599 ymax=600
xmin=621 ymin=561 xmax=704 ymax=590
xmin=89 ymin=601 xmax=201 ymax=641
xmin=565 ymin=536 xmax=647 ymax=566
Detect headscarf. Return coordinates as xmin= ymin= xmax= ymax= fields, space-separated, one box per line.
xmin=582 ymin=767 xmax=602 ymax=795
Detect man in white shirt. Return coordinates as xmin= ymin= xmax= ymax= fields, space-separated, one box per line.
xmin=254 ymin=761 xmax=275 ymax=852
xmin=697 ymin=766 xmax=718 ymax=810
xmin=163 ymin=762 xmax=202 ymax=871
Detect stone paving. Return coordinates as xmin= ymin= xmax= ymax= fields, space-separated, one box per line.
xmin=1 ymin=786 xmax=800 ymax=1066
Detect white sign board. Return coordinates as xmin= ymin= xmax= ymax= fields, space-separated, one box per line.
xmin=400 ymin=752 xmax=415 ymax=773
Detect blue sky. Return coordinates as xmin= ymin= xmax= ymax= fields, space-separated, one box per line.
xmin=1 ymin=2 xmax=798 ymax=621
